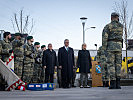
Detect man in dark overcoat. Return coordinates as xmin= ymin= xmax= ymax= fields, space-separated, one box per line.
xmin=42 ymin=43 xmax=57 ymax=83
xmin=58 ymin=39 xmax=75 ymax=88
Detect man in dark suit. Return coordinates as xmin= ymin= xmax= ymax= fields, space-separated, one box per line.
xmin=42 ymin=43 xmax=57 ymax=83
xmin=58 ymin=39 xmax=75 ymax=88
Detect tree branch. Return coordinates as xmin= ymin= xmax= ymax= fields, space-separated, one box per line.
xmin=14 ymin=13 xmax=20 ymax=32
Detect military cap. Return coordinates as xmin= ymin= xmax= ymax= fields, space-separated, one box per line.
xmin=34 ymin=42 xmax=40 ymax=45
xmin=15 ymin=32 xmax=22 ymax=36
xmin=41 ymin=45 xmax=46 ymax=48
xmin=4 ymin=32 xmax=11 ymax=38
xmin=111 ymin=12 xmax=119 ymax=17
xmin=27 ymin=36 xmax=33 ymax=40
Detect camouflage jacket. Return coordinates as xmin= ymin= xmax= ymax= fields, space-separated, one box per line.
xmin=12 ymin=38 xmax=25 ymax=58
xmin=0 ymin=39 xmax=12 ymax=62
xmin=102 ymin=20 xmax=123 ymax=51
xmin=97 ymin=46 xmax=107 ymax=64
xmin=35 ymin=48 xmax=42 ymax=64
xmin=24 ymin=42 xmax=36 ymax=63
xmin=97 ymin=46 xmax=102 ymax=63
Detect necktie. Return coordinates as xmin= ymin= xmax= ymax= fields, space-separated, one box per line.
xmin=67 ymin=47 xmax=68 ymax=51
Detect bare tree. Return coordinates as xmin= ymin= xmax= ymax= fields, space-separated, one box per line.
xmin=11 ymin=9 xmax=35 ymax=35
xmin=113 ymin=0 xmax=133 ymax=73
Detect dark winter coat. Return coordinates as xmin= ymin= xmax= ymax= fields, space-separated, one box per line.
xmin=42 ymin=49 xmax=57 ymax=74
xmin=77 ymin=50 xmax=92 ymax=73
xmin=58 ymin=46 xmax=75 ymax=79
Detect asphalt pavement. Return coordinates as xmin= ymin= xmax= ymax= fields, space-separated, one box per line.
xmin=0 ymin=86 xmax=133 ymax=100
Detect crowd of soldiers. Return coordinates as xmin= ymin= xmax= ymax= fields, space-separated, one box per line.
xmin=0 ymin=32 xmax=46 ymax=90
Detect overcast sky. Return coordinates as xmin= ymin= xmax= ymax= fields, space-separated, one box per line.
xmin=0 ymin=0 xmax=133 ymax=49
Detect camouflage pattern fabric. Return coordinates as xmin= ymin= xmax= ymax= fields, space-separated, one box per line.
xmin=39 ymin=50 xmax=45 ymax=83
xmin=12 ymin=38 xmax=24 ymax=78
xmin=33 ymin=49 xmax=42 ymax=83
xmin=107 ymin=51 xmax=122 ymax=80
xmin=23 ymin=43 xmax=35 ymax=84
xmin=14 ymin=57 xmax=23 ymax=79
xmin=23 ymin=63 xmax=34 ymax=84
xmin=97 ymin=46 xmax=108 ymax=81
xmin=0 ymin=39 xmax=12 ymax=62
xmin=102 ymin=20 xmax=123 ymax=80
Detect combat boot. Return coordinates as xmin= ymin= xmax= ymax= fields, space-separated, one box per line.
xmin=109 ymin=80 xmax=116 ymax=89
xmin=105 ymin=81 xmax=109 ymax=87
xmin=116 ymin=77 xmax=121 ymax=89
xmin=103 ymin=81 xmax=109 ymax=87
xmin=103 ymin=81 xmax=105 ymax=87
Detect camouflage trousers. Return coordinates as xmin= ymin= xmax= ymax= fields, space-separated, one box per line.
xmin=40 ymin=67 xmax=45 ymax=83
xmin=100 ymin=54 xmax=109 ymax=81
xmin=32 ymin=63 xmax=42 ymax=83
xmin=14 ymin=57 xmax=23 ymax=79
xmin=23 ymin=62 xmax=34 ymax=84
xmin=107 ymin=51 xmax=122 ymax=80
xmin=101 ymin=62 xmax=108 ymax=81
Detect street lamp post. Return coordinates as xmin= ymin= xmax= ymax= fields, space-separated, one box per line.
xmin=94 ymin=44 xmax=97 ymax=51
xmin=85 ymin=27 xmax=96 ymax=32
xmin=80 ymin=17 xmax=87 ymax=43
xmin=94 ymin=44 xmax=98 ymax=56
xmin=80 ymin=17 xmax=96 ymax=43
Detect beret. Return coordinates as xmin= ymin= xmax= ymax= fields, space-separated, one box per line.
xmin=27 ymin=36 xmax=33 ymax=40
xmin=34 ymin=42 xmax=40 ymax=45
xmin=41 ymin=45 xmax=46 ymax=48
xmin=15 ymin=32 xmax=22 ymax=36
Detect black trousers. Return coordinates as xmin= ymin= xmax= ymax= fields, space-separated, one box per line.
xmin=45 ymin=73 xmax=54 ymax=83
xmin=61 ymin=75 xmax=72 ymax=88
xmin=72 ymin=68 xmax=76 ymax=86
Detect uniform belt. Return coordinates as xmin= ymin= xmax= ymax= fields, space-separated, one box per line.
xmin=108 ymin=39 xmax=122 ymax=42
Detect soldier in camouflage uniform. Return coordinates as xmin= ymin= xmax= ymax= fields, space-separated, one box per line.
xmin=23 ymin=36 xmax=35 ymax=84
xmin=0 ymin=32 xmax=12 ymax=90
xmin=33 ymin=42 xmax=42 ymax=83
xmin=12 ymin=33 xmax=25 ymax=79
xmin=0 ymin=32 xmax=12 ymax=62
xmin=97 ymin=46 xmax=109 ymax=87
xmin=102 ymin=12 xmax=123 ymax=89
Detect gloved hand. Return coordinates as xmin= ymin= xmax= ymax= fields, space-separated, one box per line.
xmin=36 ymin=58 xmax=41 ymax=63
xmin=9 ymin=50 xmax=13 ymax=53
xmin=30 ymin=53 xmax=35 ymax=58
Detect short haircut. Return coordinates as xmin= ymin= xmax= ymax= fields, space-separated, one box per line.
xmin=48 ymin=43 xmax=52 ymax=47
xmin=4 ymin=32 xmax=11 ymax=38
xmin=82 ymin=43 xmax=87 ymax=49
xmin=64 ymin=39 xmax=69 ymax=43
